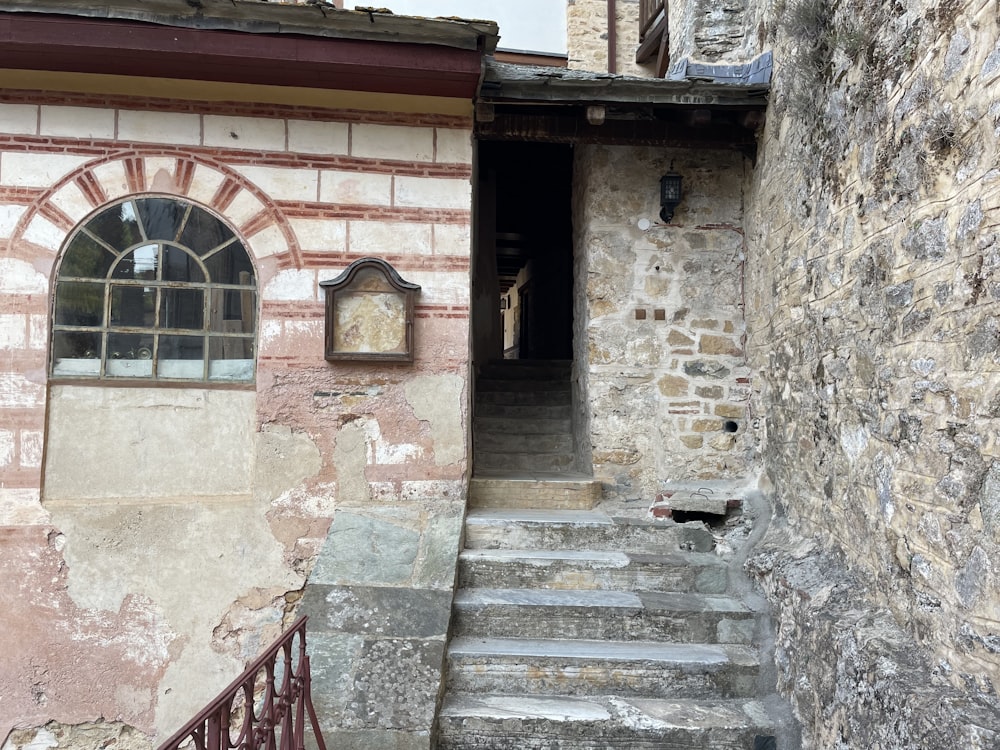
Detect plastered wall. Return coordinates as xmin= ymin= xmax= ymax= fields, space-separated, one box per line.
xmin=0 ymin=91 xmax=473 ymax=749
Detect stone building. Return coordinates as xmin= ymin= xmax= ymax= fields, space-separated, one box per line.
xmin=1 ymin=0 xmax=998 ymax=749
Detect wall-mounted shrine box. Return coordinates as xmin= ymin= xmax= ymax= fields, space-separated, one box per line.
xmin=320 ymin=258 xmax=420 ymax=362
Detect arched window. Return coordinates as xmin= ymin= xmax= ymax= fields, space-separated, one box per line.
xmin=50 ymin=196 xmax=257 ymax=382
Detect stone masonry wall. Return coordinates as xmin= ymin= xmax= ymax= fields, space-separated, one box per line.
xmin=574 ymin=144 xmax=756 ymax=500
xmin=0 ymin=90 xmax=473 ymax=750
xmin=744 ymin=0 xmax=1000 ymax=744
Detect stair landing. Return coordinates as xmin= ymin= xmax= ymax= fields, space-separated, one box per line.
xmin=470 ymin=470 xmax=602 ymax=510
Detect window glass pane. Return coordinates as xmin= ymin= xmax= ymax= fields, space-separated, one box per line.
xmin=60 ymin=233 xmax=115 ymax=279
xmin=161 ymin=288 xmax=204 ymax=330
xmin=162 ymin=245 xmax=204 ymax=282
xmin=209 ymin=289 xmax=255 ymax=333
xmin=51 ymin=331 xmax=101 ymax=376
xmin=159 ymin=335 xmax=205 ymax=379
xmin=136 ymin=197 xmax=187 ymax=241
xmin=179 ymin=207 xmax=235 ymax=255
xmin=87 ymin=200 xmax=142 ymax=250
xmin=55 ymin=281 xmax=104 ymax=326
xmin=112 ymin=244 xmax=159 ymax=280
xmin=209 ymin=337 xmax=254 ymax=381
xmin=204 ymin=244 xmax=255 ymax=285
xmin=110 ymin=285 xmax=156 ymax=328
xmin=106 ymin=332 xmax=154 ymax=376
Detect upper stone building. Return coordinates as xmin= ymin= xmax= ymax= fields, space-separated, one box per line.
xmin=0 ymin=1 xmax=998 ymax=749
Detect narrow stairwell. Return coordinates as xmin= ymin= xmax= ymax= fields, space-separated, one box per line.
xmin=435 ymin=362 xmax=795 ymax=748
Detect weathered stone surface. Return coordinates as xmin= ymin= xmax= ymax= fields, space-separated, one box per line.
xmin=310 ymin=512 xmax=420 ymax=586
xmin=300 ymin=585 xmax=452 ymax=638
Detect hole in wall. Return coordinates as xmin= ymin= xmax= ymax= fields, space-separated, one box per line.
xmin=722 ymin=420 xmax=739 ymax=433
xmin=672 ymin=509 xmax=729 ymax=528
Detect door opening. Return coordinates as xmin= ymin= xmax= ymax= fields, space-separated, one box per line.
xmin=472 ymin=141 xmax=574 ymax=364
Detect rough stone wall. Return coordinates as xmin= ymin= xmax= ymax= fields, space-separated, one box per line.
xmin=744 ymin=0 xmax=1000 ymax=744
xmin=574 ymin=144 xmax=755 ymax=500
xmin=0 ymin=91 xmax=472 ymax=749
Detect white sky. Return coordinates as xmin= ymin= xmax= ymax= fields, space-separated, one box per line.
xmin=342 ymin=1 xmax=567 ymax=55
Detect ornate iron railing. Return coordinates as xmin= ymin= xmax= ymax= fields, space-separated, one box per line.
xmin=157 ymin=616 xmax=327 ymax=750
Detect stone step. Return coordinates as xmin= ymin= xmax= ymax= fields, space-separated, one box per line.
xmin=474 ymin=451 xmax=575 ymax=472
xmin=474 ymin=402 xmax=572 ymax=420
xmin=464 ymin=509 xmax=715 ymax=554
xmin=437 ymin=694 xmax=778 ymax=749
xmin=468 ymin=476 xmax=602 ymax=510
xmin=478 ymin=360 xmax=572 ymax=380
xmin=475 ymin=431 xmax=574 ymax=454
xmin=477 ymin=378 xmax=571 ymax=393
xmin=447 ymin=637 xmax=759 ymax=699
xmin=474 ymin=416 xmax=573 ymax=435
xmin=452 ymin=589 xmax=756 ymax=644
xmin=458 ymin=548 xmax=728 ymax=594
xmin=475 ymin=389 xmax=572 ymax=406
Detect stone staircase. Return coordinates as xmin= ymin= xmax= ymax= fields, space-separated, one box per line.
xmin=435 ymin=362 xmax=794 ymax=748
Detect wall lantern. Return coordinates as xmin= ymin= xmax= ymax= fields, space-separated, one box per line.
xmin=659 ymin=172 xmax=683 ymax=223
xmin=320 ymin=257 xmax=420 ymax=362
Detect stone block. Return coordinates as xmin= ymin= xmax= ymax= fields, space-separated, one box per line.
xmin=20 ymin=429 xmax=43 ymax=469
xmin=342 ymin=638 xmax=444 ymax=730
xmin=0 ymin=429 xmax=14 ymax=467
xmin=225 ymin=189 xmax=266 ymax=227
xmin=402 ymin=271 xmax=469 ymax=305
xmin=0 ymin=204 xmax=26 ymax=238
xmin=262 ymin=269 xmax=316 ymax=301
xmin=0 ymin=103 xmax=37 ymax=135
xmin=412 ymin=512 xmax=464 ymax=589
xmin=668 ymin=329 xmax=695 ymax=346
xmin=0 ymin=488 xmax=47 ymax=525
xmin=49 ymin=182 xmax=96 ymax=224
xmin=657 ymin=374 xmax=688 ymax=397
xmin=0 ymin=314 xmax=27 ymax=350
xmin=696 ymin=385 xmax=724 ymax=399
xmin=680 ymin=435 xmax=704 ymax=449
xmin=350 ymin=220 xmax=432 ymax=256
xmin=715 ymin=404 xmax=745 ymax=419
xmin=204 ymin=115 xmax=286 ymax=151
xmin=699 ymin=334 xmax=741 ymax=355
xmin=186 ymin=165 xmax=227 ymax=205
xmin=0 ymin=259 xmax=47 ymax=294
xmin=318 ymin=729 xmax=429 ymax=750
xmin=236 ymin=165 xmax=319 ymax=202
xmin=433 ymin=223 xmax=471 ymax=256
xmin=320 ymin=171 xmax=392 ymax=206
xmin=290 ymin=218 xmax=347 ymax=252
xmin=248 ymin=224 xmax=291 ymax=261
xmin=305 ymin=632 xmax=365 ymax=722
xmin=118 ymin=110 xmax=201 ymax=145
xmin=310 ymin=512 xmax=420 ymax=586
xmin=394 ymin=176 xmax=470 ymax=210
xmin=23 ymin=215 xmax=65 ymax=251
xmin=352 ymin=123 xmax=434 ymax=162
xmin=300 ymin=585 xmax=452 ymax=638
xmin=28 ymin=315 xmax=46 ymax=350
xmin=435 ymin=128 xmax=473 ymax=163
xmin=288 ymin=119 xmax=350 ymax=155
xmin=92 ymin=160 xmax=131 ymax=199
xmin=40 ymin=106 xmax=114 ymax=139
xmin=691 ymin=418 xmax=724 ymax=433
xmin=1 ymin=152 xmax=88 ymax=188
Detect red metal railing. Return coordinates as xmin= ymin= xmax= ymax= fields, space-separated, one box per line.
xmin=157 ymin=616 xmax=327 ymax=750
xmin=639 ymin=0 xmax=665 ymax=40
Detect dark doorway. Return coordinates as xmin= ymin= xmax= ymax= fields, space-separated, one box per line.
xmin=472 ymin=141 xmax=574 ymax=363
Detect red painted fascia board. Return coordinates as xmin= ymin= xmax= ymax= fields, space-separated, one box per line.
xmin=0 ymin=14 xmax=484 ymax=99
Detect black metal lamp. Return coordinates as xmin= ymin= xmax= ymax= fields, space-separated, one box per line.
xmin=659 ymin=172 xmax=683 ymax=223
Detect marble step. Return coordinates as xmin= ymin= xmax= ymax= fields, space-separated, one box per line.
xmin=437 ymin=694 xmax=778 ymax=749
xmin=458 ymin=548 xmax=728 ymax=594
xmin=447 ymin=637 xmax=760 ymax=698
xmin=474 ymin=450 xmax=576 ymax=472
xmin=452 ymin=588 xmax=756 ymax=644
xmin=464 ymin=508 xmax=715 ymax=554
